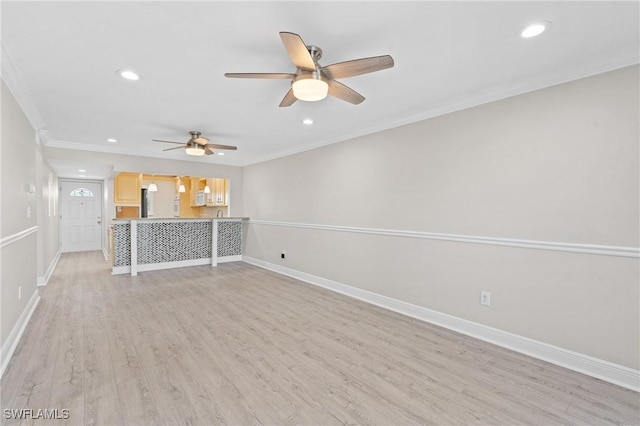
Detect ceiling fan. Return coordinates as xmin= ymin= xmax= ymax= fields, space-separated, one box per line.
xmin=152 ymin=131 xmax=237 ymax=156
xmin=225 ymin=32 xmax=394 ymax=107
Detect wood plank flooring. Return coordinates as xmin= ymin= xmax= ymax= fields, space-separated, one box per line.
xmin=1 ymin=251 xmax=638 ymax=425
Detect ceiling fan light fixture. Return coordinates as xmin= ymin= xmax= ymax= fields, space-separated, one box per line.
xmin=185 ymin=147 xmax=205 ymax=156
xmin=225 ymin=32 xmax=393 ymax=107
xmin=185 ymin=141 xmax=205 ymax=156
xmin=292 ymin=73 xmax=328 ymax=102
xmin=154 ymin=131 xmax=237 ymax=156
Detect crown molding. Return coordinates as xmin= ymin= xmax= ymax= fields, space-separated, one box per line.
xmin=2 ymin=34 xmax=637 ymax=169
xmin=1 ymin=40 xmax=46 ymax=135
xmin=46 ymin=139 xmax=129 ymax=155
xmin=245 ymin=52 xmax=640 ymax=167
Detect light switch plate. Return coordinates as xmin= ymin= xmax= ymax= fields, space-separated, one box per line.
xmin=480 ymin=291 xmax=491 ymax=306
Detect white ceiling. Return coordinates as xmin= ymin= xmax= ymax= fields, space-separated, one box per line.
xmin=2 ymin=1 xmax=638 ymax=178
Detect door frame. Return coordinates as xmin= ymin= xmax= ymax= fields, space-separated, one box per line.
xmin=59 ymin=179 xmax=105 ymax=254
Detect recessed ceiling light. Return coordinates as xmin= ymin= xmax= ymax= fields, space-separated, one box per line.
xmin=521 ymin=21 xmax=551 ymax=38
xmin=302 ymin=118 xmax=314 ymax=125
xmin=117 ymin=69 xmax=140 ymax=81
xmin=107 ymin=138 xmax=118 ymax=143
xmin=217 ymin=152 xmax=225 ymax=156
xmin=78 ymin=169 xmax=86 ymax=173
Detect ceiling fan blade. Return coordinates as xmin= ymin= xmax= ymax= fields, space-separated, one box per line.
xmin=327 ymin=80 xmax=365 ymax=105
xmin=153 ymin=139 xmax=183 ymax=144
xmin=224 ymin=73 xmax=296 ymax=79
xmin=279 ymin=32 xmax=316 ymax=71
xmin=162 ymin=146 xmax=185 ymax=152
xmin=193 ymin=137 xmax=209 ymax=145
xmin=279 ymin=88 xmax=297 ymax=107
xmin=205 ymin=147 xmax=214 ymax=156
xmin=322 ymin=55 xmax=394 ymax=80
xmin=205 ymin=143 xmax=238 ymax=151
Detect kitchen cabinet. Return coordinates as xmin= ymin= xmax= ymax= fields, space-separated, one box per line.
xmin=206 ymin=178 xmax=228 ymax=206
xmin=114 ymin=172 xmax=141 ymax=205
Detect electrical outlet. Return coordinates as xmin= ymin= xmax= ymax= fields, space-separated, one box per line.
xmin=18 ymin=285 xmax=22 ymax=301
xmin=480 ymin=291 xmax=491 ymax=306
xmin=281 ymin=251 xmax=286 ymax=260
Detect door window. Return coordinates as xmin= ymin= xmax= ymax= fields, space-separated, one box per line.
xmin=69 ymin=188 xmax=95 ymax=197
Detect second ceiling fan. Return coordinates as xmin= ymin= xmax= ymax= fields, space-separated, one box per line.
xmin=225 ymin=32 xmax=394 ymax=107
xmin=153 ymin=131 xmax=237 ymax=156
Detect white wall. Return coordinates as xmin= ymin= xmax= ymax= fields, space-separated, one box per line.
xmin=1 ymin=80 xmax=60 ymax=374
xmin=242 ymin=65 xmax=639 ymax=370
xmin=1 ymin=81 xmax=39 ymax=347
xmin=36 ymin=145 xmax=60 ymax=282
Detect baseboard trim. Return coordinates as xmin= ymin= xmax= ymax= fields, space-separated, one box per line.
xmin=243 ymin=256 xmax=640 ymax=392
xmin=248 ymin=220 xmax=639 ymax=258
xmin=112 ymin=266 xmax=130 ymax=275
xmin=137 ymin=258 xmax=210 ymax=272
xmin=37 ymin=249 xmax=61 ymax=286
xmin=0 ymin=288 xmax=40 ymax=378
xmin=218 ymin=255 xmax=243 ymax=263
xmin=111 ymin=256 xmax=240 ymax=275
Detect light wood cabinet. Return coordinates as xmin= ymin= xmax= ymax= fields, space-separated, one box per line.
xmin=206 ymin=178 xmax=228 ymax=206
xmin=114 ymin=172 xmax=141 ymax=205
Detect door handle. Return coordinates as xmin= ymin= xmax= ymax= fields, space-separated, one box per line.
xmin=97 ymin=221 xmax=101 ymax=224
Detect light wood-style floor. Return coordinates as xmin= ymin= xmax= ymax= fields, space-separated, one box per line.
xmin=2 ymin=251 xmax=638 ymax=425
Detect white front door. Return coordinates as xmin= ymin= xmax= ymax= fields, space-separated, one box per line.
xmin=60 ymin=181 xmax=103 ymax=252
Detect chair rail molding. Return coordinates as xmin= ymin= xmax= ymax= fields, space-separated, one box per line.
xmin=248 ymin=220 xmax=639 ymax=258
xmin=0 ymin=226 xmax=38 ymax=248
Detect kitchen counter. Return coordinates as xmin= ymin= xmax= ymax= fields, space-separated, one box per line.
xmin=112 ymin=217 xmax=249 ymax=221
xmin=111 ymin=217 xmax=247 ymax=275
